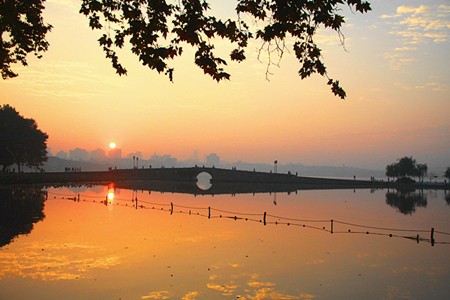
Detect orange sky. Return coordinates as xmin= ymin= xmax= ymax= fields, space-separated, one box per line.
xmin=1 ymin=0 xmax=449 ymax=171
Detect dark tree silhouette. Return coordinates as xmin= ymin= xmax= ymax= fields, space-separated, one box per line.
xmin=0 ymin=0 xmax=52 ymax=79
xmin=0 ymin=105 xmax=48 ymax=172
xmin=385 ymin=156 xmax=427 ymax=183
xmin=0 ymin=187 xmax=46 ymax=247
xmin=0 ymin=0 xmax=372 ymax=99
xmin=385 ymin=189 xmax=427 ymax=215
xmin=445 ymin=167 xmax=450 ymax=181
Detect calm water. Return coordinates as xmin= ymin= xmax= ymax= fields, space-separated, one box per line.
xmin=0 ymin=184 xmax=449 ymax=300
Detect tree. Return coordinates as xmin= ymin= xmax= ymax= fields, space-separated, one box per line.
xmin=444 ymin=167 xmax=450 ymax=181
xmin=416 ymin=163 xmax=427 ymax=183
xmin=385 ymin=156 xmax=427 ymax=183
xmin=0 ymin=0 xmax=372 ymax=99
xmin=0 ymin=104 xmax=48 ymax=172
xmin=0 ymin=0 xmax=52 ymax=79
xmin=385 ymin=163 xmax=399 ymax=180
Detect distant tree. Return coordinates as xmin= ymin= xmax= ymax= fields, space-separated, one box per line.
xmin=385 ymin=156 xmax=427 ymax=183
xmin=0 ymin=0 xmax=372 ymax=99
xmin=416 ymin=163 xmax=428 ymax=182
xmin=445 ymin=167 xmax=450 ymax=181
xmin=385 ymin=163 xmax=399 ymax=180
xmin=0 ymin=105 xmax=48 ymax=172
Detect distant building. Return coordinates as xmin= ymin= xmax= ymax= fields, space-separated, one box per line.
xmin=150 ymin=154 xmax=177 ymax=167
xmin=69 ymin=148 xmax=89 ymax=161
xmin=90 ymin=148 xmax=107 ymax=161
xmin=206 ymin=153 xmax=220 ymax=166
xmin=109 ymin=148 xmax=122 ymax=160
xmin=55 ymin=150 xmax=68 ymax=159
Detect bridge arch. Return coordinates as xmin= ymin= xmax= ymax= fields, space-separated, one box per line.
xmin=196 ymin=171 xmax=212 ymax=190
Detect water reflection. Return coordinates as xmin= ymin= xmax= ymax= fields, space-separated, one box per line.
xmin=385 ymin=188 xmax=427 ymax=215
xmin=0 ymin=185 xmax=449 ymax=299
xmin=196 ymin=171 xmax=212 ymax=190
xmin=0 ymin=187 xmax=46 ymax=247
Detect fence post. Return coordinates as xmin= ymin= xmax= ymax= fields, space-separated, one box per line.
xmin=263 ymin=212 xmax=267 ymax=226
xmin=431 ymin=228 xmax=435 ymax=246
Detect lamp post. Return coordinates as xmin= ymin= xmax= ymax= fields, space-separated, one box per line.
xmin=274 ymin=160 xmax=278 ymax=173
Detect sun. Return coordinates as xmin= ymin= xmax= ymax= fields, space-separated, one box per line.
xmin=109 ymin=142 xmax=116 ymax=149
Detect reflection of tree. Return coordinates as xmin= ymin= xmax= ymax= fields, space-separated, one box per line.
xmin=0 ymin=187 xmax=46 ymax=247
xmin=385 ymin=189 xmax=427 ymax=215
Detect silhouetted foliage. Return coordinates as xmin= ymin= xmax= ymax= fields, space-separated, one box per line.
xmin=1 ymin=0 xmax=372 ymax=99
xmin=0 ymin=187 xmax=46 ymax=247
xmin=385 ymin=189 xmax=427 ymax=215
xmin=385 ymin=156 xmax=427 ymax=182
xmin=0 ymin=105 xmax=48 ymax=172
xmin=0 ymin=0 xmax=52 ymax=79
xmin=445 ymin=167 xmax=450 ymax=181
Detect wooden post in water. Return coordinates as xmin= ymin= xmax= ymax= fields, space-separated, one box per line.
xmin=170 ymin=202 xmax=173 ymax=215
xmin=331 ymin=219 xmax=334 ymax=234
xmin=263 ymin=212 xmax=267 ymax=226
xmin=208 ymin=207 xmax=211 ymax=219
xmin=135 ymin=197 xmax=138 ymax=210
xmin=431 ymin=228 xmax=435 ymax=246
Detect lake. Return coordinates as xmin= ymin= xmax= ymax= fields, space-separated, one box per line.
xmin=0 ymin=183 xmax=449 ymax=299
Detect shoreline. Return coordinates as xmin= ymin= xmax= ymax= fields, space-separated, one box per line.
xmin=1 ymin=167 xmax=448 ymax=191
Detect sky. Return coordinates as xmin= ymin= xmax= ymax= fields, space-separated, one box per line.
xmin=1 ymin=0 xmax=449 ymax=172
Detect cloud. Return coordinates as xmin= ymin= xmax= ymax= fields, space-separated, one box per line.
xmin=205 ymin=268 xmax=317 ymax=299
xmin=394 ymin=46 xmax=417 ymax=52
xmin=247 ymin=280 xmax=276 ymax=288
xmin=396 ymin=5 xmax=429 ymax=15
xmin=181 ymin=291 xmax=200 ymax=300
xmin=206 ymin=283 xmax=238 ymax=296
xmin=383 ymin=5 xmax=450 ymax=44
xmin=381 ymin=5 xmax=449 ymax=70
xmin=141 ymin=291 xmax=170 ymax=300
xmin=383 ymin=52 xmax=415 ymax=70
xmin=3 ymin=60 xmax=116 ymax=100
xmin=0 ymin=242 xmax=121 ymax=281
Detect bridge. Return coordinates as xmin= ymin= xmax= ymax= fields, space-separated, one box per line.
xmin=0 ymin=167 xmax=392 ymax=188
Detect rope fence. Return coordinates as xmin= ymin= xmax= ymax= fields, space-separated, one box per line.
xmin=46 ymin=191 xmax=450 ymax=247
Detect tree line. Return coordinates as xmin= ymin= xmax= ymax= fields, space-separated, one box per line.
xmin=0 ymin=104 xmax=48 ymax=172
xmin=386 ymin=156 xmax=450 ymax=183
